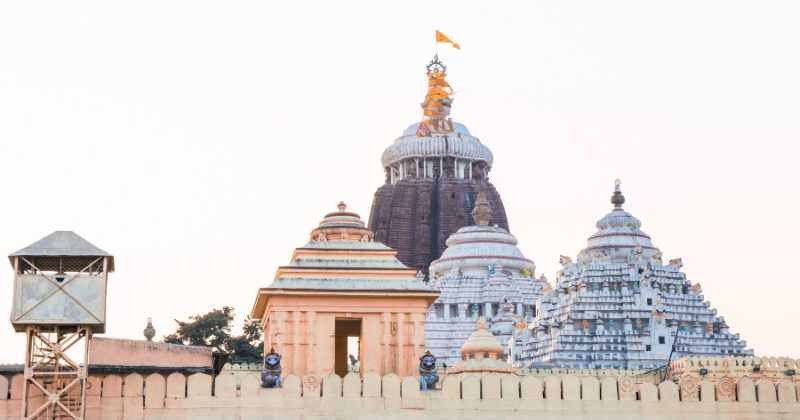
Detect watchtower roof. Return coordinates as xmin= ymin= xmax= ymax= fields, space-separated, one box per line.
xmin=9 ymin=231 xmax=115 ymax=272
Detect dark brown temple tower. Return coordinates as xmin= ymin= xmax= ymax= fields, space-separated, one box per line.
xmin=368 ymin=56 xmax=509 ymax=273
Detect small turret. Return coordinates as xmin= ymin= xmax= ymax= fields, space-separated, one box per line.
xmin=460 ymin=318 xmax=504 ymax=359
xmin=144 ymin=317 xmax=156 ymax=342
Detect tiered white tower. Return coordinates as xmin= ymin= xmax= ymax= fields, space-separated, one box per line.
xmin=514 ymin=181 xmax=752 ymax=370
xmin=424 ymin=191 xmax=549 ymax=367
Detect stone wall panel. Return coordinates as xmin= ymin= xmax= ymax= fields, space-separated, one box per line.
xmin=282 ymin=375 xmax=301 ymax=399
xmin=382 ymin=373 xmax=401 ymax=399
xmin=302 ymin=373 xmax=320 ymax=398
xmin=520 ymin=375 xmax=543 ymax=400
xmin=187 ymin=373 xmax=212 ymax=398
xmin=442 ymin=375 xmax=460 ymax=400
xmin=122 ymin=373 xmax=144 ymax=418
xmin=544 ymin=375 xmax=561 ymax=400
xmin=658 ymin=381 xmax=679 ymax=402
xmin=9 ymin=375 xmax=23 ymax=400
xmin=87 ymin=375 xmax=102 ymax=398
xmin=581 ymin=377 xmax=600 ymax=401
xmin=756 ymin=380 xmax=777 ymax=403
xmin=715 ymin=376 xmax=735 ymax=402
xmin=401 ymin=377 xmax=423 ymax=409
xmin=322 ymin=373 xmax=342 ymax=399
xmin=501 ymin=374 xmax=520 ymax=400
xmin=618 ymin=376 xmax=636 ymax=400
xmin=144 ymin=373 xmax=166 ymax=409
xmin=699 ymin=380 xmax=715 ymax=402
xmin=679 ymin=375 xmax=699 ymax=402
xmin=362 ymin=373 xmax=381 ymax=398
xmin=639 ymin=383 xmax=658 ymax=402
xmin=401 ymin=377 xmax=420 ymax=399
xmin=166 ymin=372 xmax=186 ymax=399
xmin=737 ymin=377 xmax=756 ymax=402
xmin=462 ymin=375 xmax=481 ymax=400
xmin=777 ymin=381 xmax=797 ymax=403
xmin=240 ymin=374 xmax=261 ymax=397
xmin=600 ymin=377 xmax=618 ymax=401
xmin=562 ymin=375 xmax=580 ymax=401
xmin=0 ymin=376 xmax=8 ymax=400
xmin=102 ymin=375 xmax=123 ymax=398
xmin=123 ymin=373 xmax=143 ymax=397
xmin=343 ymin=372 xmax=362 ymax=398
xmin=214 ymin=373 xmax=237 ymax=399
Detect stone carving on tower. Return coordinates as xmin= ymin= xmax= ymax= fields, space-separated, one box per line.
xmin=368 ymin=56 xmax=509 ymax=274
xmin=424 ymin=191 xmax=548 ymax=367
xmin=513 ymin=181 xmax=753 ymax=370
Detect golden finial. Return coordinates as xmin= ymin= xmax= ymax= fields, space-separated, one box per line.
xmin=337 ymin=201 xmax=347 ymax=211
xmin=416 ymin=55 xmax=455 ymax=137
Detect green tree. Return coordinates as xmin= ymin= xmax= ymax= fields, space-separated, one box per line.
xmin=163 ymin=306 xmax=264 ymax=364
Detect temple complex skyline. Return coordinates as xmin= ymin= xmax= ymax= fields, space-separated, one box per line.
xmin=2 ymin=2 xmax=799 ymax=364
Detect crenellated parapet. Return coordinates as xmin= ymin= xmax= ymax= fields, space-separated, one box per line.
xmin=2 ymin=369 xmax=799 ymax=419
xmin=670 ymin=355 xmax=800 ymax=385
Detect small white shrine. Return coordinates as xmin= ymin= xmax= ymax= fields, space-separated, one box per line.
xmin=424 ymin=190 xmax=549 ymax=366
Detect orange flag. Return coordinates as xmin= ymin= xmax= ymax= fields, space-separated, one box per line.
xmin=436 ymin=30 xmax=461 ymax=50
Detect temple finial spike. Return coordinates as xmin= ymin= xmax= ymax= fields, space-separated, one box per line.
xmin=143 ymin=317 xmax=155 ymax=342
xmin=611 ymin=179 xmax=625 ymax=209
xmin=337 ymin=201 xmax=347 ymax=211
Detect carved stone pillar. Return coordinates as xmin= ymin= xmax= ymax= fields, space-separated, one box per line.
xmin=306 ymin=311 xmax=316 ymax=376
xmin=397 ymin=312 xmax=406 ymax=376
xmin=292 ymin=311 xmax=301 ymax=375
xmin=276 ymin=312 xmax=288 ymax=361
xmin=382 ymin=312 xmax=391 ymax=375
xmin=411 ymin=312 xmax=425 ymax=363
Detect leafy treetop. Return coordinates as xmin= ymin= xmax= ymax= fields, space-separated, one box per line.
xmin=163 ymin=306 xmax=263 ymax=364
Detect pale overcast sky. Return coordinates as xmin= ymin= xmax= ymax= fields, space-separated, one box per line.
xmin=1 ymin=1 xmax=798 ymax=362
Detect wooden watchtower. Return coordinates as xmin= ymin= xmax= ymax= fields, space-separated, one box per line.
xmin=9 ymin=231 xmax=114 ymax=420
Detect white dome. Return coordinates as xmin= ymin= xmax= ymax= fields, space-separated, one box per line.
xmin=381 ymin=122 xmax=493 ymax=168
xmin=430 ymin=225 xmax=535 ymax=274
xmin=577 ymin=185 xmax=661 ymax=264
